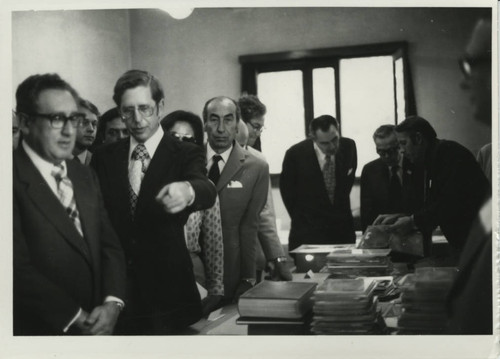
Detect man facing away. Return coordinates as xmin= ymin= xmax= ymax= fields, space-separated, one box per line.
xmin=280 ymin=115 xmax=357 ymax=251
xmin=360 ymin=124 xmax=423 ymax=232
xmin=91 ymin=70 xmax=216 ymax=334
xmin=203 ymin=96 xmax=269 ymax=302
xmin=14 ymin=73 xmax=126 ymax=335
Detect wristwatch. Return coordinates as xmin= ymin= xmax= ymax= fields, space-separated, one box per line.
xmin=273 ymin=256 xmax=288 ymax=264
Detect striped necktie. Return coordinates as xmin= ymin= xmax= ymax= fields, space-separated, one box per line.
xmin=323 ymin=155 xmax=336 ymax=204
xmin=51 ymin=164 xmax=84 ymax=237
xmin=129 ymin=143 xmax=151 ymax=215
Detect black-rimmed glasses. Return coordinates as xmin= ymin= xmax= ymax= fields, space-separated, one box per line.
xmin=25 ymin=112 xmax=85 ymax=129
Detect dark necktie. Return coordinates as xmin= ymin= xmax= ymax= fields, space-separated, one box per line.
xmin=208 ymin=155 xmax=222 ymax=185
xmin=389 ymin=165 xmax=403 ymax=211
xmin=322 ymin=155 xmax=336 ymax=204
xmin=51 ymin=164 xmax=84 ymax=237
xmin=129 ymin=143 xmax=150 ymax=216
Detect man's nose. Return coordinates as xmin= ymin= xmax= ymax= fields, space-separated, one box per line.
xmin=216 ymin=120 xmax=225 ymax=133
xmin=61 ymin=119 xmax=76 ymax=136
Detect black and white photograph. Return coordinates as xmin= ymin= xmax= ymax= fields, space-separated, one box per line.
xmin=2 ymin=0 xmax=498 ymax=358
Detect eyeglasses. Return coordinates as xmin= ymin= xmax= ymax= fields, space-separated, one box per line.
xmin=80 ymin=118 xmax=98 ymax=128
xmin=248 ymin=122 xmax=265 ymax=133
xmin=120 ymin=104 xmax=156 ymax=120
xmin=459 ymin=56 xmax=490 ymax=77
xmin=26 ymin=112 xmax=85 ymax=129
xmin=170 ymin=131 xmax=196 ymax=144
xmin=376 ymin=146 xmax=399 ymax=157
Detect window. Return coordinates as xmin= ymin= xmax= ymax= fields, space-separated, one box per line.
xmin=240 ymin=42 xmax=415 ymax=175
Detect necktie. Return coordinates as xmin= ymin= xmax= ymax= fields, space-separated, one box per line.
xmin=389 ymin=165 xmax=403 ymax=211
xmin=129 ymin=143 xmax=150 ymax=215
xmin=51 ymin=164 xmax=84 ymax=237
xmin=208 ymin=155 xmax=222 ymax=185
xmin=322 ymin=155 xmax=336 ymax=204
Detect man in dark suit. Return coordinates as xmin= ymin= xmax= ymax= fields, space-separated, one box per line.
xmin=280 ymin=115 xmax=357 ymax=251
xmin=360 ymin=124 xmax=423 ymax=231
xmin=91 ymin=70 xmax=216 ymax=334
xmin=14 ymin=73 xmax=126 ymax=335
xmin=375 ymin=116 xmax=490 ymax=258
xmin=203 ymin=96 xmax=269 ymax=302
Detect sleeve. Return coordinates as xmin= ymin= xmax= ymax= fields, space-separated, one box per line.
xmin=200 ymin=197 xmax=224 ymax=296
xmin=360 ymin=165 xmax=375 ymax=232
xmin=13 ymin=190 xmax=81 ymax=333
xmin=345 ymin=138 xmax=357 ymax=192
xmin=279 ymin=148 xmax=298 ymax=218
xmin=239 ymin=160 xmax=270 ymax=280
xmin=257 ymin=177 xmax=285 ymax=259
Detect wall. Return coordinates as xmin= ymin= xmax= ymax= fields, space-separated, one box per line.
xmin=12 ymin=9 xmax=132 ymax=113
xmin=129 ymin=7 xmax=491 ymax=153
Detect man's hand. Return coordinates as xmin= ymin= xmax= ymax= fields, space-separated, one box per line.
xmin=72 ymin=310 xmax=90 ymax=333
xmin=232 ymin=281 xmax=254 ymax=303
xmin=156 ymin=181 xmax=193 ymax=214
xmin=372 ymin=213 xmax=405 ymax=226
xmin=268 ymin=260 xmax=293 ymax=281
xmin=386 ymin=215 xmax=415 ymax=236
xmin=201 ymin=295 xmax=223 ymax=317
xmin=83 ymin=302 xmax=121 ymax=335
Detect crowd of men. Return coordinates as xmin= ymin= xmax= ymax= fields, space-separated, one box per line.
xmin=13 ymin=18 xmax=492 ymax=336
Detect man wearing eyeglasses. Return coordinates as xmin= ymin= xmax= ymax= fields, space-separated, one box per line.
xmin=90 ymin=70 xmax=216 ymax=334
xmin=360 ymin=125 xmax=423 ymax=232
xmin=72 ymin=99 xmax=99 ymax=165
xmin=13 ymin=73 xmax=126 ymax=335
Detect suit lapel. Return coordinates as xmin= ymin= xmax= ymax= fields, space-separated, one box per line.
xmin=15 ymin=148 xmax=92 ymax=263
xmin=217 ymin=143 xmax=245 ymax=192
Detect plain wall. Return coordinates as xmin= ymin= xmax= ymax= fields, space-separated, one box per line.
xmin=12 ymin=9 xmax=132 ymax=114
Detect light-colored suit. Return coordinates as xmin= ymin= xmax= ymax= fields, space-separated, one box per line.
xmin=246 ymin=146 xmax=285 ymax=266
xmin=214 ymin=143 xmax=269 ymax=299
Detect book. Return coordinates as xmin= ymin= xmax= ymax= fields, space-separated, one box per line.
xmin=237 ymin=280 xmax=317 ymax=319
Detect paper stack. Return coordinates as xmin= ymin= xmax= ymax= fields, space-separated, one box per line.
xmin=311 ymin=278 xmax=386 ymax=334
xmin=326 ymin=248 xmax=393 ymax=278
xmin=397 ymin=267 xmax=458 ymax=334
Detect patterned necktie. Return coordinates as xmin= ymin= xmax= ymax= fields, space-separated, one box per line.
xmin=323 ymin=155 xmax=336 ymax=204
xmin=51 ymin=164 xmax=84 ymax=237
xmin=208 ymin=155 xmax=222 ymax=185
xmin=389 ymin=165 xmax=403 ymax=211
xmin=129 ymin=143 xmax=150 ymax=215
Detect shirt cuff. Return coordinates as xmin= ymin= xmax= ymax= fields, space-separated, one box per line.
xmin=63 ymin=307 xmax=82 ymax=333
xmin=104 ymin=295 xmax=125 ymax=306
xmin=184 ymin=181 xmax=196 ymax=206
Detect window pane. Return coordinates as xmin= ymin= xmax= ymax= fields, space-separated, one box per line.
xmin=313 ymin=67 xmax=336 ymax=118
xmin=395 ymin=57 xmax=406 ymax=122
xmin=340 ymin=56 xmax=395 ymax=170
xmin=257 ymin=70 xmax=305 ymax=174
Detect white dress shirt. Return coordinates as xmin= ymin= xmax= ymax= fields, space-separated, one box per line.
xmin=206 ymin=142 xmax=233 ymax=173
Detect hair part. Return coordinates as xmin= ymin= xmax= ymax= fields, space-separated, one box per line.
xmin=16 ymin=73 xmax=79 ymax=115
xmin=202 ymin=96 xmax=240 ymax=123
xmin=113 ymin=69 xmax=164 ymax=106
xmin=238 ymin=94 xmax=266 ymax=123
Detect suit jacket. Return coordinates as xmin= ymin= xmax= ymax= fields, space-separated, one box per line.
xmin=360 ymin=157 xmax=424 ymax=231
xmin=246 ymin=146 xmax=285 ymax=266
xmin=413 ymin=139 xmax=490 ymax=252
xmin=447 ymin=198 xmax=492 ymax=334
xmin=90 ymin=134 xmax=216 ymax=332
xmin=13 ymin=146 xmax=126 ymax=335
xmin=215 ymin=143 xmax=269 ymax=299
xmin=280 ymin=137 xmax=357 ymax=251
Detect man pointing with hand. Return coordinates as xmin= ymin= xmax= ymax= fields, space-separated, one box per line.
xmin=91 ymin=70 xmax=216 ymax=334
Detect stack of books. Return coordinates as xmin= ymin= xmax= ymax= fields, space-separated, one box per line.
xmin=311 ymin=278 xmax=386 ymax=334
xmin=237 ymin=280 xmax=317 ymax=335
xmin=326 ymin=248 xmax=393 ymax=278
xmin=397 ymin=267 xmax=458 ymax=334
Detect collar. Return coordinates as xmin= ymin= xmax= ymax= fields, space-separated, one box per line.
xmin=207 ymin=142 xmax=233 ymax=164
xmin=129 ymin=125 xmax=164 ymax=160
xmin=76 ymin=150 xmax=88 ymax=164
xmin=22 ymin=140 xmax=67 ymax=178
xmin=313 ymin=141 xmax=329 ymax=160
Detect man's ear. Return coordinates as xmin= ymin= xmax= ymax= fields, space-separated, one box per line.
xmin=18 ymin=112 xmax=31 ymax=136
xmin=157 ymin=99 xmax=165 ymax=117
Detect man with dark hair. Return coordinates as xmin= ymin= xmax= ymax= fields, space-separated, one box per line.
xmin=14 ymin=73 xmax=126 ymax=335
xmin=72 ymin=99 xmax=99 ymax=165
xmin=375 ymin=115 xmax=490 ymax=258
xmin=95 ymin=107 xmax=129 ymax=147
xmin=280 ymin=115 xmax=357 ymax=250
xmin=360 ymin=124 xmax=423 ymax=231
xmin=91 ymin=70 xmax=216 ymax=334
xmin=237 ymin=96 xmax=292 ymax=281
xmin=203 ymin=96 xmax=269 ymax=301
